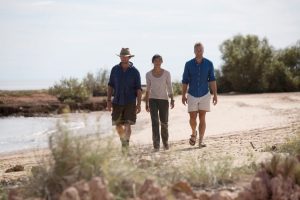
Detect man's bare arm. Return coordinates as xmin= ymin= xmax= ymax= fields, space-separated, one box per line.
xmin=182 ymin=83 xmax=188 ymax=105
xmin=209 ymin=81 xmax=218 ymax=105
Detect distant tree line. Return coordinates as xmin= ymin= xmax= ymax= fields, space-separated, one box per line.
xmin=216 ymin=34 xmax=300 ymax=93
xmin=49 ymin=35 xmax=300 ymax=103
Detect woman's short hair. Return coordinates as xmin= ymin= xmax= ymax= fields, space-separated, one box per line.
xmin=152 ymin=54 xmax=163 ymax=63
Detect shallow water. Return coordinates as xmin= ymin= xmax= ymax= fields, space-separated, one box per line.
xmin=0 ymin=112 xmax=112 ymax=153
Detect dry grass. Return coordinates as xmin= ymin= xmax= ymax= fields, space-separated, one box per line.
xmin=0 ymin=187 xmax=7 ymax=200
xmin=21 ymin=124 xmax=257 ymax=199
xmin=277 ymin=131 xmax=300 ymax=155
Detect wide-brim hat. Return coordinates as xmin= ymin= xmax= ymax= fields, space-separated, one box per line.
xmin=116 ymin=48 xmax=135 ymax=57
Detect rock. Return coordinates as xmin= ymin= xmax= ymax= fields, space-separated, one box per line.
xmin=196 ymin=191 xmax=211 ymax=200
xmin=251 ymin=177 xmax=270 ymax=200
xmin=171 ymin=181 xmax=196 ymax=198
xmin=89 ymin=177 xmax=114 ymax=200
xmin=8 ymin=188 xmax=22 ymax=200
xmin=290 ymin=185 xmax=300 ymax=199
xmin=235 ymin=188 xmax=254 ymax=200
xmin=211 ymin=191 xmax=234 ymax=200
xmin=138 ymin=179 xmax=166 ymax=200
xmin=5 ymin=165 xmax=25 ymax=173
xmin=270 ymin=175 xmax=295 ymax=200
xmin=59 ymin=187 xmax=80 ymax=200
xmin=72 ymin=180 xmax=90 ymax=200
xmin=173 ymin=192 xmax=194 ymax=200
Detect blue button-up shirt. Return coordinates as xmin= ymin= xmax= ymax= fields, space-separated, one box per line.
xmin=182 ymin=58 xmax=216 ymax=97
xmin=108 ymin=62 xmax=142 ymax=105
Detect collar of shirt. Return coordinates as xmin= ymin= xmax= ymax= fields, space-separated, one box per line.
xmin=118 ymin=62 xmax=134 ymax=70
xmin=194 ymin=58 xmax=204 ymax=66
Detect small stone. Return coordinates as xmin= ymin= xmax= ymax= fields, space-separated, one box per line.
xmin=5 ymin=165 xmax=25 ymax=173
xmin=89 ymin=177 xmax=114 ymax=200
xmin=211 ymin=191 xmax=234 ymax=200
xmin=138 ymin=179 xmax=166 ymax=200
xmin=172 ymin=180 xmax=196 ymax=198
xmin=59 ymin=187 xmax=80 ymax=200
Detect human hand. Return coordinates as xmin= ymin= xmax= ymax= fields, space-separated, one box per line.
xmin=145 ymin=103 xmax=150 ymax=112
xmin=107 ymin=100 xmax=112 ymax=111
xmin=170 ymin=100 xmax=175 ymax=109
xmin=136 ymin=104 xmax=141 ymax=114
xmin=213 ymin=95 xmax=218 ymax=105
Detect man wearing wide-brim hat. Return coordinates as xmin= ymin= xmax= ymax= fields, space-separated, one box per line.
xmin=107 ymin=48 xmax=142 ymax=153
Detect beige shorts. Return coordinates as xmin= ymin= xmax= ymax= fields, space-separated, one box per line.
xmin=187 ymin=92 xmax=211 ymax=112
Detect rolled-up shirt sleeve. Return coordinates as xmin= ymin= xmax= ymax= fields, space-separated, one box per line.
xmin=182 ymin=62 xmax=190 ymax=84
xmin=208 ymin=63 xmax=216 ymax=82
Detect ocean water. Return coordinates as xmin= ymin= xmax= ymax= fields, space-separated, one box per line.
xmin=0 ymin=112 xmax=112 ymax=153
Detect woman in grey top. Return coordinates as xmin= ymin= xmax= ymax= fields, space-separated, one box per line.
xmin=145 ymin=54 xmax=174 ymax=151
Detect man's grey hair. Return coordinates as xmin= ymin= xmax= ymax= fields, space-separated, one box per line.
xmin=194 ymin=42 xmax=204 ymax=50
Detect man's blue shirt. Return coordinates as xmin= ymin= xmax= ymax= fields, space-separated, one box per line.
xmin=182 ymin=58 xmax=216 ymax=97
xmin=108 ymin=62 xmax=142 ymax=105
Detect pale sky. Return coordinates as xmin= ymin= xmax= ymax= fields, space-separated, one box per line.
xmin=0 ymin=0 xmax=299 ymax=89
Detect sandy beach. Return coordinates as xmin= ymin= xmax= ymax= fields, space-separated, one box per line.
xmin=1 ymin=92 xmax=300 ymax=186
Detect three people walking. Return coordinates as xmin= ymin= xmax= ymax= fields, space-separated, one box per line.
xmin=107 ymin=43 xmax=217 ymax=152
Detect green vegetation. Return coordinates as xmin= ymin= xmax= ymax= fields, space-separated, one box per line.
xmin=0 ymin=186 xmax=7 ymax=200
xmin=49 ymin=78 xmax=89 ymax=103
xmin=218 ymin=35 xmax=300 ymax=93
xmin=48 ymin=69 xmax=109 ymax=103
xmin=83 ymin=69 xmax=109 ymax=96
xmin=172 ymin=81 xmax=182 ymax=96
